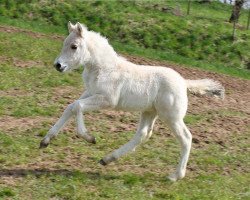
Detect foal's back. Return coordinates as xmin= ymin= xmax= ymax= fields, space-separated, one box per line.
xmin=118 ymin=58 xmax=186 ymax=94
xmin=116 ymin=59 xmax=187 ymax=112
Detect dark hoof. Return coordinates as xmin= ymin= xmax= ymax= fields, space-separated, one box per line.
xmin=99 ymin=159 xmax=107 ymax=166
xmin=77 ymin=134 xmax=96 ymax=144
xmin=91 ymin=137 xmax=96 ymax=144
xmin=39 ymin=141 xmax=49 ymax=149
xmin=86 ymin=135 xmax=96 ymax=144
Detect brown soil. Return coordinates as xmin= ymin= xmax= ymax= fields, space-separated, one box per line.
xmin=0 ymin=55 xmax=44 ymax=68
xmin=0 ymin=116 xmax=52 ymax=133
xmin=0 ymin=25 xmax=63 ymax=40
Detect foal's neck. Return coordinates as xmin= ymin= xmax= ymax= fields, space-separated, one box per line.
xmin=85 ymin=31 xmax=118 ymax=72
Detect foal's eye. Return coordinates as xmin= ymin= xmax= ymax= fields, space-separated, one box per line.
xmin=71 ymin=44 xmax=77 ymax=50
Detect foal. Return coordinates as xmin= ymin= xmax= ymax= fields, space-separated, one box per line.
xmin=40 ymin=22 xmax=224 ymax=181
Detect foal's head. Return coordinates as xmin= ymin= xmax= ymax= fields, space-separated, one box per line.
xmin=54 ymin=22 xmax=89 ymax=73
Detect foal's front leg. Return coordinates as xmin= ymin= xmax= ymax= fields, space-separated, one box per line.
xmin=73 ymin=94 xmax=111 ymax=142
xmin=39 ymin=91 xmax=90 ymax=148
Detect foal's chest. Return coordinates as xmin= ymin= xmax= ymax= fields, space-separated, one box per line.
xmin=82 ymin=68 xmax=99 ymax=92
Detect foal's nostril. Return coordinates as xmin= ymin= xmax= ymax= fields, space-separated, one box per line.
xmin=54 ymin=62 xmax=64 ymax=72
xmin=55 ymin=62 xmax=61 ymax=69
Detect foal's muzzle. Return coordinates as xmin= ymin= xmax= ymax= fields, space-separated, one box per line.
xmin=54 ymin=62 xmax=65 ymax=72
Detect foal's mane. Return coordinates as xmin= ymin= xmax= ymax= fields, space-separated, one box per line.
xmin=85 ymin=28 xmax=124 ymax=69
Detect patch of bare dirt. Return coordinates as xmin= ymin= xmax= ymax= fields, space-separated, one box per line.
xmin=0 ymin=25 xmax=63 ymax=40
xmin=0 ymin=116 xmax=52 ymax=133
xmin=51 ymin=86 xmax=80 ymax=102
xmin=0 ymin=176 xmax=22 ymax=187
xmin=0 ymin=88 xmax=34 ymax=98
xmin=0 ymin=55 xmax=44 ymax=68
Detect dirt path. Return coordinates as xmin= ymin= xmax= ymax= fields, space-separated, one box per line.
xmin=0 ymin=25 xmax=63 ymax=40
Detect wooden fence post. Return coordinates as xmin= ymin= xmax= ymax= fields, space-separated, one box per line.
xmin=233 ymin=20 xmax=236 ymax=40
xmin=187 ymin=0 xmax=191 ymax=15
xmin=247 ymin=9 xmax=250 ymax=30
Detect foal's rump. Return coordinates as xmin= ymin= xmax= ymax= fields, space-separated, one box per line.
xmin=154 ymin=69 xmax=188 ymax=121
xmin=153 ymin=67 xmax=225 ymax=100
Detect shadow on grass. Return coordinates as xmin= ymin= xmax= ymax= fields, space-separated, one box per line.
xmin=0 ymin=168 xmax=124 ymax=180
xmin=0 ymin=168 xmax=168 ymax=183
xmin=0 ymin=168 xmax=74 ymax=178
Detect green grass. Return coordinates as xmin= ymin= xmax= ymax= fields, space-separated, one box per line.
xmin=0 ymin=17 xmax=249 ymax=79
xmin=0 ymin=0 xmax=249 ymax=76
xmin=114 ymin=42 xmax=250 ymax=79
xmin=0 ymin=63 xmax=80 ymax=91
xmin=2 ymin=172 xmax=249 ymax=200
xmin=0 ymin=31 xmax=60 ymax=63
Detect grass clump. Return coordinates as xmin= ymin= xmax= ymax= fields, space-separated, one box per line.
xmin=0 ymin=188 xmax=15 ymax=198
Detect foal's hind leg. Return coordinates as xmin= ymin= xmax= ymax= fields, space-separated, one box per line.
xmin=145 ymin=116 xmax=157 ymax=142
xmin=166 ymin=119 xmax=192 ymax=181
xmin=99 ymin=111 xmax=156 ymax=165
xmin=156 ymin=87 xmax=191 ymax=181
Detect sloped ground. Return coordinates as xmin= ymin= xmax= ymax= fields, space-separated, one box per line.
xmin=0 ymin=25 xmax=249 ymax=199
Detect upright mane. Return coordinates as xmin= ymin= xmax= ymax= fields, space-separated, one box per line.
xmin=86 ymin=29 xmax=120 ymax=69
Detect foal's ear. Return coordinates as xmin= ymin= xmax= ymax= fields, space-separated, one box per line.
xmin=68 ymin=21 xmax=75 ymax=33
xmin=76 ymin=22 xmax=84 ymax=38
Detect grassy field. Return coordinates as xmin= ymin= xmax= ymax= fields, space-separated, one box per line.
xmin=0 ymin=22 xmax=250 ymax=199
xmin=0 ymin=0 xmax=250 ymax=75
xmin=0 ymin=1 xmax=250 ymax=199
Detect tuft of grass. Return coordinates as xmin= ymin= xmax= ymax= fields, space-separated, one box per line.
xmin=184 ymin=114 xmax=203 ymax=125
xmin=0 ymin=188 xmax=15 ymax=198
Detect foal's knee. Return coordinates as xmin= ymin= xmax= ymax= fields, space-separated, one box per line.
xmin=69 ymin=101 xmax=81 ymax=114
xmin=183 ymin=128 xmax=192 ymax=144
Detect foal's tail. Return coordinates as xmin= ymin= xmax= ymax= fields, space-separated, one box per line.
xmin=186 ymin=79 xmax=225 ymax=99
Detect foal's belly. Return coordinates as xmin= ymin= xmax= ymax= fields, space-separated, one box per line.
xmin=116 ymin=90 xmax=154 ymax=111
xmin=113 ymin=73 xmax=158 ymax=112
